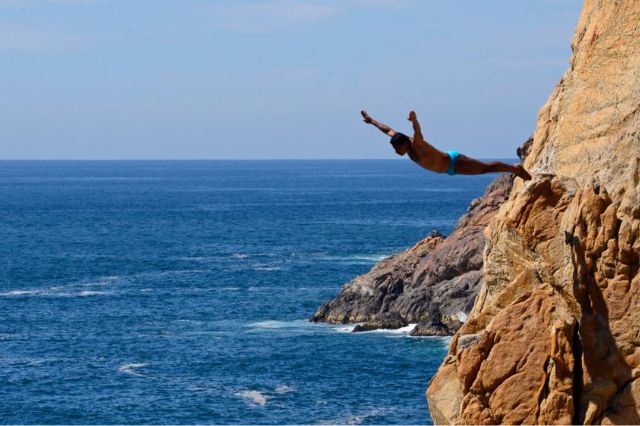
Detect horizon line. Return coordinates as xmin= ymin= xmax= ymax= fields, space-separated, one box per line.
xmin=0 ymin=157 xmax=520 ymax=161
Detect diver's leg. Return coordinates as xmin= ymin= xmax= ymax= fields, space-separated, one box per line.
xmin=454 ymin=155 xmax=531 ymax=180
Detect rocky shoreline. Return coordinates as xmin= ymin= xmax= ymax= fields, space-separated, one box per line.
xmin=311 ymin=139 xmax=531 ymax=336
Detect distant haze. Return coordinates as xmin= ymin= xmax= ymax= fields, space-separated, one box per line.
xmin=0 ymin=0 xmax=582 ymax=160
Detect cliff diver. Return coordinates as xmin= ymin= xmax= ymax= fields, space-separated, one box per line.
xmin=360 ymin=110 xmax=532 ymax=180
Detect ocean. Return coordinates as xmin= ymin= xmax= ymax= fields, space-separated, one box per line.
xmin=0 ymin=160 xmax=496 ymax=424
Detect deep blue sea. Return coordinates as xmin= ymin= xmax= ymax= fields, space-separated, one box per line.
xmin=0 ymin=160 xmax=496 ymax=424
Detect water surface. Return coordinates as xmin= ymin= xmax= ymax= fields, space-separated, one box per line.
xmin=0 ymin=160 xmax=496 ymax=424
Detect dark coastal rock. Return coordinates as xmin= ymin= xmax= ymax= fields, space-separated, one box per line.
xmin=311 ymin=149 xmax=527 ymax=333
xmin=352 ymin=312 xmax=407 ymax=333
xmin=409 ymin=322 xmax=449 ymax=337
xmin=516 ymin=135 xmax=533 ymax=161
xmin=440 ymin=315 xmax=464 ymax=333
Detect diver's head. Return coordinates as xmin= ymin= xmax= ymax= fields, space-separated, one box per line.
xmin=390 ymin=133 xmax=411 ymax=156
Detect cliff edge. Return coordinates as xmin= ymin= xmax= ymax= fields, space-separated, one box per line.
xmin=427 ymin=0 xmax=640 ymax=424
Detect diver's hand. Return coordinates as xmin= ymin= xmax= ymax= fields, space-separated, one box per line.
xmin=407 ymin=111 xmax=417 ymax=122
xmin=361 ymin=110 xmax=373 ymax=124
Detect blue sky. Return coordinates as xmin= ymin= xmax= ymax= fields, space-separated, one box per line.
xmin=0 ymin=0 xmax=582 ymax=159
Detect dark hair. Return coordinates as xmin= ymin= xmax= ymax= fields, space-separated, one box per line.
xmin=390 ymin=132 xmax=411 ymax=148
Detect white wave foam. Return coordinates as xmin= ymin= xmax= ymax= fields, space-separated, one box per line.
xmin=81 ymin=276 xmax=124 ymax=287
xmin=230 ymin=253 xmax=250 ymax=259
xmin=188 ymin=384 xmax=209 ymax=392
xmin=346 ymin=408 xmax=394 ymax=425
xmin=78 ymin=290 xmax=110 ymax=297
xmin=376 ymin=323 xmax=416 ymax=334
xmin=252 ymin=265 xmax=283 ymax=271
xmin=353 ymin=324 xmax=417 ymax=335
xmin=0 ymin=288 xmax=111 ymax=298
xmin=346 ymin=254 xmax=388 ymax=262
xmin=247 ymin=320 xmax=308 ymax=329
xmin=319 ymin=254 xmax=388 ymax=263
xmin=235 ymin=390 xmax=268 ymax=406
xmin=274 ymin=384 xmax=296 ymax=394
xmin=135 ymin=270 xmax=209 ymax=279
xmin=1 ymin=275 xmax=125 ymax=298
xmin=245 ymin=320 xmax=330 ymax=337
xmin=333 ymin=323 xmax=421 ymax=335
xmin=175 ymin=256 xmax=216 ymax=262
xmin=345 ymin=412 xmax=375 ymax=424
xmin=334 ymin=324 xmax=359 ymax=333
xmin=117 ymin=363 xmax=147 ymax=377
xmin=0 ymin=289 xmax=40 ymax=296
xmin=173 ymin=319 xmax=203 ymax=324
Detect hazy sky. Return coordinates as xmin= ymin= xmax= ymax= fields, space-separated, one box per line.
xmin=0 ymin=0 xmax=582 ymax=159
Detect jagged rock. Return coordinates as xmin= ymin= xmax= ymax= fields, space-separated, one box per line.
xmin=427 ymin=1 xmax=640 ymax=423
xmin=352 ymin=312 xmax=407 ymax=332
xmin=410 ymin=305 xmax=455 ymax=336
xmin=441 ymin=315 xmax=464 ymax=333
xmin=516 ymin=136 xmax=533 ymax=162
xmin=311 ymin=170 xmax=516 ymax=331
xmin=352 ymin=320 xmax=402 ymax=333
xmin=410 ymin=322 xmax=449 ymax=337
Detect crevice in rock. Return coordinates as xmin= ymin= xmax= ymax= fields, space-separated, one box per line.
xmin=572 ymin=320 xmax=584 ymax=425
xmin=534 ymin=356 xmax=552 ymax=422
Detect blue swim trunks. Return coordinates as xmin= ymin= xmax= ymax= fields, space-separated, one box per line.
xmin=446 ymin=150 xmax=461 ymax=176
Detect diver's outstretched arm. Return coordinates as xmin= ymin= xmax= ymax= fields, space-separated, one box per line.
xmin=407 ymin=111 xmax=423 ymax=143
xmin=361 ymin=110 xmax=397 ymax=137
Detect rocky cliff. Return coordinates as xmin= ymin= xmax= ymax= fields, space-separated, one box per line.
xmin=427 ymin=0 xmax=640 ymax=424
xmin=311 ymin=167 xmax=519 ymax=335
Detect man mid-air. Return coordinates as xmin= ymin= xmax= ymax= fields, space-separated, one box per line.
xmin=361 ymin=110 xmax=531 ymax=180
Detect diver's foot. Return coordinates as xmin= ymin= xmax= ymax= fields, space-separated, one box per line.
xmin=514 ymin=164 xmax=532 ymax=181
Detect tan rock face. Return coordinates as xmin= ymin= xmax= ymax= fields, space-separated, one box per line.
xmin=427 ymin=0 xmax=640 ymax=424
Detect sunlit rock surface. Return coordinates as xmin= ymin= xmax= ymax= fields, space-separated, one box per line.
xmin=427 ymin=0 xmax=640 ymax=423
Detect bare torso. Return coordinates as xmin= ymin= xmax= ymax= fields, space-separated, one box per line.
xmin=408 ymin=137 xmax=451 ymax=174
